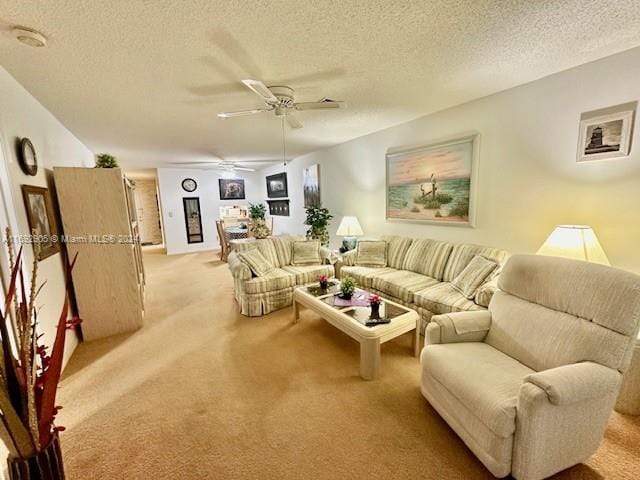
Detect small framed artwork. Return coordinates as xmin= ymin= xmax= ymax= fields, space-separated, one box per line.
xmin=303 ymin=164 xmax=321 ymax=207
xmin=21 ymin=185 xmax=60 ymax=260
xmin=386 ymin=133 xmax=479 ymax=227
xmin=267 ymin=199 xmax=290 ymax=216
xmin=577 ymin=104 xmax=635 ymax=162
xmin=218 ymin=178 xmax=245 ymax=200
xmin=266 ymin=172 xmax=288 ymax=198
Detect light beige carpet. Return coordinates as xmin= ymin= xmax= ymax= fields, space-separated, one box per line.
xmin=58 ymin=247 xmax=640 ymax=479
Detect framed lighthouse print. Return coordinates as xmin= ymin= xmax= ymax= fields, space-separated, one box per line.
xmin=577 ymin=103 xmax=635 ymax=162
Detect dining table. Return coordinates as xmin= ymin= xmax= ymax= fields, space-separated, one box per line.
xmin=224 ymin=226 xmax=249 ymax=240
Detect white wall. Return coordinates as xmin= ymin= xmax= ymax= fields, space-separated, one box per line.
xmin=156 ymin=168 xmax=262 ymax=255
xmin=0 ymin=66 xmax=94 ymax=475
xmin=0 ymin=66 xmax=94 ymax=365
xmin=256 ymin=163 xmax=308 ymax=237
xmin=258 ymin=47 xmax=640 ymax=274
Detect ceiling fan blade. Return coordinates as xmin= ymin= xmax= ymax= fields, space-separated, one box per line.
xmin=234 ymin=166 xmax=256 ymax=172
xmin=168 ymin=162 xmax=221 ymax=167
xmin=242 ymin=79 xmax=277 ymax=102
xmin=217 ymin=108 xmax=268 ymax=118
xmin=294 ymin=99 xmax=345 ymax=111
xmin=286 ymin=114 xmax=303 ymax=129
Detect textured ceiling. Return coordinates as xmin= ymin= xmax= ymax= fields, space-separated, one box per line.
xmin=1 ymin=1 xmax=640 ymax=168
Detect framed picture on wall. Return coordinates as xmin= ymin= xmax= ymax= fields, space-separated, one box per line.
xmin=21 ymin=185 xmax=60 ymax=260
xmin=267 ymin=199 xmax=290 ymax=216
xmin=386 ymin=133 xmax=479 ymax=227
xmin=218 ymin=178 xmax=246 ymax=200
xmin=303 ymin=164 xmax=321 ymax=207
xmin=266 ymin=172 xmax=288 ymax=198
xmin=577 ymin=103 xmax=635 ymax=162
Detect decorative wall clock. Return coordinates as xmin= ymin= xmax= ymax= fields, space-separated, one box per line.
xmin=18 ymin=138 xmax=38 ymax=176
xmin=181 ymin=178 xmax=197 ymax=192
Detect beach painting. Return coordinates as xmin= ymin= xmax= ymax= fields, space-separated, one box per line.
xmin=386 ymin=135 xmax=478 ymax=226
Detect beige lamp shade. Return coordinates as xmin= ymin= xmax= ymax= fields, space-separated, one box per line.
xmin=336 ymin=216 xmax=363 ymax=236
xmin=537 ymin=225 xmax=609 ymax=265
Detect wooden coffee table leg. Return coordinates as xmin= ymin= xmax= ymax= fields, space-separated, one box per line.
xmin=360 ymin=338 xmax=381 ymax=380
xmin=292 ymin=300 xmax=300 ymax=323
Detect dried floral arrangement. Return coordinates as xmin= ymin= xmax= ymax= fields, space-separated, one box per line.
xmin=0 ymin=228 xmax=80 ymax=475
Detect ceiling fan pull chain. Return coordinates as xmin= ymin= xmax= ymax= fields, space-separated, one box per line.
xmin=282 ymin=116 xmax=287 ymax=167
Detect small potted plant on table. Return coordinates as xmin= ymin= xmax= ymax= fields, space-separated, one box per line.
xmin=318 ymin=274 xmax=329 ymax=291
xmin=339 ymin=276 xmax=356 ymax=300
xmin=369 ymin=294 xmax=382 ymax=319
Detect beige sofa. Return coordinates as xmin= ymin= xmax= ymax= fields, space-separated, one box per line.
xmin=421 ymin=255 xmax=640 ymax=479
xmin=228 ymin=235 xmax=336 ymax=316
xmin=337 ymin=235 xmax=509 ymax=332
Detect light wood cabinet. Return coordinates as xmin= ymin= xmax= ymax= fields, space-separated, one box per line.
xmin=53 ymin=167 xmax=145 ymax=340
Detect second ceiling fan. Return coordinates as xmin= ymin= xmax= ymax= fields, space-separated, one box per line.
xmin=217 ymin=79 xmax=345 ymax=129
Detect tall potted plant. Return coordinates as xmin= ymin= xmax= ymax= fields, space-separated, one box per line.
xmin=304 ymin=206 xmax=333 ymax=246
xmin=0 ymin=229 xmax=80 ymax=480
xmin=248 ymin=203 xmax=270 ymax=239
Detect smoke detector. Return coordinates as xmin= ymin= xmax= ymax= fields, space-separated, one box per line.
xmin=13 ymin=27 xmax=47 ymax=48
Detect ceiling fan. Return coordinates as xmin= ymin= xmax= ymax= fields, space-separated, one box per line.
xmin=170 ymin=160 xmax=260 ymax=172
xmin=217 ymin=79 xmax=345 ymax=129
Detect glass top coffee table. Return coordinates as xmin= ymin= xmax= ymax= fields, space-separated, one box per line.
xmin=293 ymin=283 xmax=420 ymax=380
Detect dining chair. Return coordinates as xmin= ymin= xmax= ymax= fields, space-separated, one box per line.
xmin=265 ymin=216 xmax=274 ymax=236
xmin=215 ymin=220 xmax=230 ymax=262
xmin=222 ymin=216 xmax=240 ymax=227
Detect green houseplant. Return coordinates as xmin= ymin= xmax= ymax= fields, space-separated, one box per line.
xmin=248 ymin=203 xmax=270 ymax=239
xmin=95 ymin=153 xmax=118 ymax=168
xmin=248 ymin=203 xmax=266 ymax=221
xmin=304 ymin=206 xmax=333 ymax=246
xmin=340 ymin=276 xmax=357 ymax=300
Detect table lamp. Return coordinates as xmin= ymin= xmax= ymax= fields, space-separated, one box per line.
xmin=336 ymin=216 xmax=363 ymax=252
xmin=537 ymin=225 xmax=609 ymax=265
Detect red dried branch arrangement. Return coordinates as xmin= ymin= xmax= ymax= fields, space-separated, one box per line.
xmin=0 ymin=228 xmax=80 ymax=459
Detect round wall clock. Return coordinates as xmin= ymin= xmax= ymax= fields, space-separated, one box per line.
xmin=18 ymin=138 xmax=38 ymax=176
xmin=181 ymin=178 xmax=197 ymax=192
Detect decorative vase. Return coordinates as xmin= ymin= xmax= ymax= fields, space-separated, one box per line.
xmin=340 ymin=292 xmax=352 ymax=300
xmin=319 ymin=280 xmax=328 ymax=290
xmin=8 ymin=433 xmax=65 ymax=480
xmin=370 ymin=303 xmax=380 ymax=319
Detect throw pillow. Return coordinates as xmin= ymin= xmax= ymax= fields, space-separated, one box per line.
xmin=238 ymin=249 xmax=275 ymax=277
xmin=355 ymin=240 xmax=387 ymax=267
xmin=451 ymin=255 xmax=498 ymax=299
xmin=292 ymin=240 xmax=321 ymax=265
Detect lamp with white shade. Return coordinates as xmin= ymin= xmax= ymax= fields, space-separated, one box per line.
xmin=336 ymin=216 xmax=363 ymax=252
xmin=537 ymin=225 xmax=609 ymax=265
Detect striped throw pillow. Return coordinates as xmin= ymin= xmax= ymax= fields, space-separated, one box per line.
xmin=355 ymin=241 xmax=387 ymax=267
xmin=292 ymin=240 xmax=321 ymax=265
xmin=442 ymin=243 xmax=509 ymax=282
xmin=451 ymin=255 xmax=498 ymax=299
xmin=238 ymin=249 xmax=276 ymax=277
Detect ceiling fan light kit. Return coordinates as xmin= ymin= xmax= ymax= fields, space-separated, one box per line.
xmin=217 ymin=79 xmax=345 ymax=130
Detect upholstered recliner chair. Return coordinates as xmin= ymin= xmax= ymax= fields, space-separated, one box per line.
xmin=421 ymin=254 xmax=640 ymax=480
